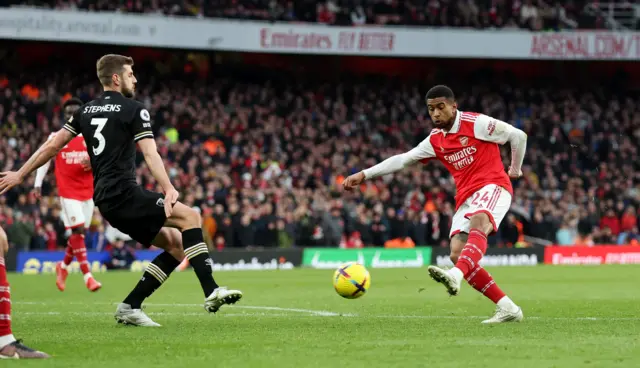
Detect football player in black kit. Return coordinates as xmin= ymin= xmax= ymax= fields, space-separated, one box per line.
xmin=0 ymin=54 xmax=242 ymax=326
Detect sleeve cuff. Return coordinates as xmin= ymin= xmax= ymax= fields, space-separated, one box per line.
xmin=63 ymin=124 xmax=78 ymax=136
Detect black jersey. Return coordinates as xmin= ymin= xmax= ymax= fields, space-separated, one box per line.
xmin=63 ymin=91 xmax=154 ymax=204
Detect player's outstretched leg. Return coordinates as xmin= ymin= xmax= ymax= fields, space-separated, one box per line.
xmin=465 ymin=264 xmax=522 ymax=324
xmin=115 ymin=228 xmax=182 ymax=327
xmin=428 ymin=215 xmax=522 ymax=324
xmin=0 ymin=227 xmax=49 ymax=359
xmin=167 ymin=203 xmax=242 ymax=313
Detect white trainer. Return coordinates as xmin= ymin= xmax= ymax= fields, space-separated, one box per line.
xmin=204 ymin=287 xmax=243 ymax=313
xmin=427 ymin=265 xmax=461 ymax=296
xmin=481 ymin=306 xmax=524 ymax=324
xmin=114 ymin=303 xmax=161 ymax=327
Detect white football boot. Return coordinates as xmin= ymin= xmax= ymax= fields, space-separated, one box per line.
xmin=204 ymin=287 xmax=243 ymax=313
xmin=114 ymin=303 xmax=161 ymax=327
xmin=427 ymin=265 xmax=461 ymax=296
xmin=482 ymin=306 xmax=524 ymax=324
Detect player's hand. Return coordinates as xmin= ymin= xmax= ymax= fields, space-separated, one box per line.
xmin=32 ymin=187 xmax=42 ymax=200
xmin=342 ymin=172 xmax=365 ymax=191
xmin=163 ymin=187 xmax=179 ymax=218
xmin=81 ymin=158 xmax=92 ymax=172
xmin=0 ymin=171 xmax=24 ymax=195
xmin=508 ymin=167 xmax=523 ymax=179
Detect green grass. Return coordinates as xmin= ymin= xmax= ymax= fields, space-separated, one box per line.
xmin=6 ymin=265 xmax=640 ymax=368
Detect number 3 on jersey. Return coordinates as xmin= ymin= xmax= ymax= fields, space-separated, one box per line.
xmin=90 ymin=118 xmax=108 ymax=155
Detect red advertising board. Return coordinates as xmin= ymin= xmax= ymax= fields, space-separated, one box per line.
xmin=544 ymin=246 xmax=640 ymax=265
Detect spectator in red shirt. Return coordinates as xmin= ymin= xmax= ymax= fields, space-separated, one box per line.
xmin=600 ymin=208 xmax=621 ymax=236
xmin=44 ymin=223 xmax=57 ymax=251
xmin=620 ymin=206 xmax=637 ymax=233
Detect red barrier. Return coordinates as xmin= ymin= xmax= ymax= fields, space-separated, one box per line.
xmin=544 ymin=246 xmax=640 ymax=265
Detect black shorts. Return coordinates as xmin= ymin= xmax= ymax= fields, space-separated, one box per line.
xmin=97 ymin=186 xmax=167 ymax=247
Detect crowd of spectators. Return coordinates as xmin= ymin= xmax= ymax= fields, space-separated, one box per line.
xmin=6 ymin=0 xmax=635 ymax=30
xmin=0 ymin=55 xmax=639 ymax=252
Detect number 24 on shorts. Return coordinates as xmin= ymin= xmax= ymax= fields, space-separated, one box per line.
xmin=470 ymin=187 xmax=502 ymax=210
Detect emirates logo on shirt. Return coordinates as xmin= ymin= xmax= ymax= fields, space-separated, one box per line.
xmin=444 ymin=146 xmax=477 ymax=170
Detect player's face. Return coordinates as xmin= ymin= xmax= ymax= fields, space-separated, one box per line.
xmin=120 ymin=65 xmax=137 ymax=98
xmin=426 ymin=97 xmax=457 ymax=129
xmin=63 ymin=104 xmax=80 ymax=121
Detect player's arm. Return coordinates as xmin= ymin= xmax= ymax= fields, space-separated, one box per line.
xmin=474 ymin=114 xmax=527 ymax=178
xmin=137 ymin=139 xmax=174 ymax=193
xmin=0 ymin=111 xmax=80 ymax=195
xmin=342 ymin=137 xmax=435 ymax=190
xmin=130 ymin=105 xmax=172 ymax=192
xmin=131 ymin=105 xmax=178 ymax=216
xmin=18 ymin=130 xmax=73 ymax=180
xmin=33 ymin=134 xmax=56 ymax=197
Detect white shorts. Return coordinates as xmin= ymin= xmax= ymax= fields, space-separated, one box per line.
xmin=450 ymin=184 xmax=512 ymax=238
xmin=59 ymin=197 xmax=94 ymax=230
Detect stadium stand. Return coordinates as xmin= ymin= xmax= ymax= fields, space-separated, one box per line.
xmin=4 ymin=0 xmax=637 ymax=30
xmin=0 ymin=45 xmax=638 ymax=251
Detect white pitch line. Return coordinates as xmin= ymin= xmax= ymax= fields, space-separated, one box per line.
xmin=18 ymin=312 xmax=294 ymax=317
xmin=14 ymin=301 xmax=345 ymax=317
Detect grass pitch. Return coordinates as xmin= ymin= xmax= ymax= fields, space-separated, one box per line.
xmin=6 ymin=265 xmax=640 ymax=368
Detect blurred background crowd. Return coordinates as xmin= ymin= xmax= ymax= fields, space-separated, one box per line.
xmin=5 ymin=0 xmax=640 ymax=30
xmin=0 ymin=0 xmax=639 ymax=253
xmin=1 ymin=49 xmax=639 ymax=252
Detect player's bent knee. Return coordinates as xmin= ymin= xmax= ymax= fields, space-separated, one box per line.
xmin=165 ymin=202 xmax=202 ymax=231
xmin=185 ymin=208 xmax=202 ymax=229
xmin=152 ymin=227 xmax=184 ymax=261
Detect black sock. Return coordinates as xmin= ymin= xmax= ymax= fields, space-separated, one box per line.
xmin=123 ymin=251 xmax=180 ymax=309
xmin=182 ymin=228 xmax=218 ymax=297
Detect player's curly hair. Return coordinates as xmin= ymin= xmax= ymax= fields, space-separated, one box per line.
xmin=63 ymin=97 xmax=83 ymax=109
xmin=96 ymin=54 xmax=134 ymax=87
xmin=426 ymin=85 xmax=455 ymax=101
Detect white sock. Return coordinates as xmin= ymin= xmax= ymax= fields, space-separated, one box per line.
xmin=83 ymin=272 xmax=93 ymax=284
xmin=60 ymin=262 xmax=69 ymax=270
xmin=0 ymin=334 xmax=16 ymax=348
xmin=448 ymin=267 xmax=464 ymax=284
xmin=497 ymin=296 xmax=519 ymax=313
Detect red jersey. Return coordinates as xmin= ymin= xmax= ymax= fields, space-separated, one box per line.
xmin=54 ymin=134 xmax=94 ymax=201
xmin=382 ymin=111 xmax=517 ymax=211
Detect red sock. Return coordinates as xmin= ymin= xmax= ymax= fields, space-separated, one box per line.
xmin=68 ymin=234 xmax=90 ymax=275
xmin=455 ymin=229 xmax=488 ymax=277
xmin=62 ymin=244 xmax=74 ymax=265
xmin=0 ymin=257 xmax=11 ymax=337
xmin=465 ymin=265 xmax=506 ymax=304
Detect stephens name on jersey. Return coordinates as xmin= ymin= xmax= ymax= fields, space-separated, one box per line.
xmin=62 ymin=91 xmax=154 ymax=205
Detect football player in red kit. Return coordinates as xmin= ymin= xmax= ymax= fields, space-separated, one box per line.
xmin=33 ymin=98 xmax=101 ymax=292
xmin=0 ymin=226 xmax=50 ymax=359
xmin=343 ymin=85 xmax=527 ymax=324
